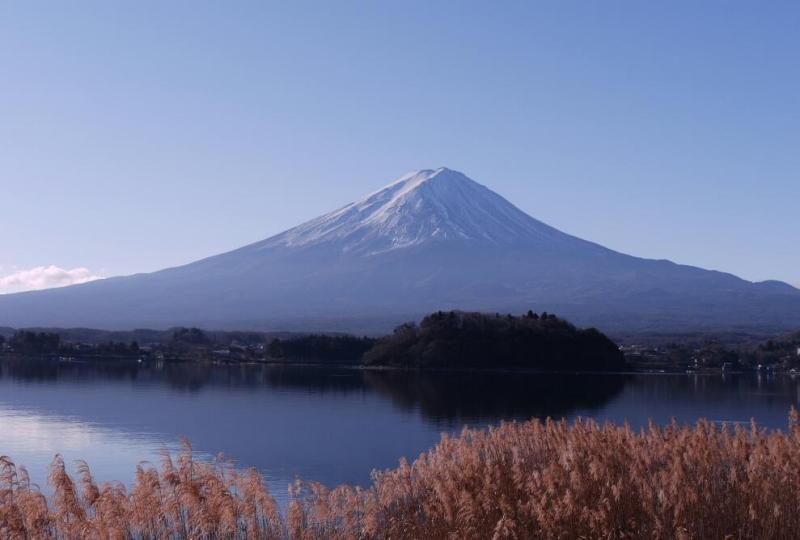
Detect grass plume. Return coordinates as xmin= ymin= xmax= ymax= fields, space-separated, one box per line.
xmin=3 ymin=413 xmax=800 ymax=538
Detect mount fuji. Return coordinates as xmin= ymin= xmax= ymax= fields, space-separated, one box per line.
xmin=1 ymin=167 xmax=799 ymax=333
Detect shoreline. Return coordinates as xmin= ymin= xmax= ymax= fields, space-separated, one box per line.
xmin=0 ymin=352 xmax=795 ymax=376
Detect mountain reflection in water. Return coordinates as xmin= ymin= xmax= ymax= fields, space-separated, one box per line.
xmin=0 ymin=359 xmax=627 ymax=426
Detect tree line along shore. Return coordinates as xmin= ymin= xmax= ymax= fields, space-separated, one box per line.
xmin=0 ymin=310 xmax=625 ymax=372
xmin=1 ymin=310 xmax=799 ymax=372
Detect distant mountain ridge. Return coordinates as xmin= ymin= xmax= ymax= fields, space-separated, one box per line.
xmin=1 ymin=167 xmax=798 ymax=333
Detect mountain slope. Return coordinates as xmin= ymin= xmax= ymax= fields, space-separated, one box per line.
xmin=1 ymin=167 xmax=798 ymax=333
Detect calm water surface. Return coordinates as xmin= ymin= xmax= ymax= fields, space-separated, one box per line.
xmin=1 ymin=358 xmax=798 ymax=501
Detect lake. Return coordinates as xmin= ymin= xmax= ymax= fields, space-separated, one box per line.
xmin=1 ymin=358 xmax=799 ymax=503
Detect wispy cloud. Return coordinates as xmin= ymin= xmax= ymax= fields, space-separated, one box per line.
xmin=0 ymin=266 xmax=104 ymax=294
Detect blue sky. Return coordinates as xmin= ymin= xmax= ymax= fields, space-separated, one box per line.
xmin=1 ymin=1 xmax=798 ymax=292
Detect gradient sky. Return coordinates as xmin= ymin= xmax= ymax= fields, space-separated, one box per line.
xmin=1 ymin=1 xmax=798 ymax=292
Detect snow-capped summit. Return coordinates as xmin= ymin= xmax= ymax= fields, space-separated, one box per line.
xmin=0 ymin=167 xmax=798 ymax=333
xmin=258 ymin=167 xmax=571 ymax=255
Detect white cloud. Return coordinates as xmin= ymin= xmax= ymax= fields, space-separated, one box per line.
xmin=0 ymin=266 xmax=104 ymax=294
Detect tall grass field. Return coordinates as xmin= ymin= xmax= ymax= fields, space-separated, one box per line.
xmin=3 ymin=413 xmax=800 ymax=538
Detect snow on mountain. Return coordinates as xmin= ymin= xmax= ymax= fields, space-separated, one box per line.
xmin=255 ymin=168 xmax=576 ymax=255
